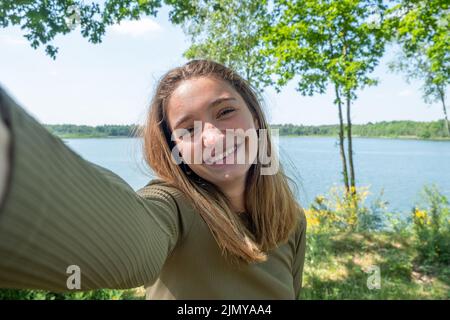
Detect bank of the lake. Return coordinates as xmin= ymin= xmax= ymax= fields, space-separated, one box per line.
xmin=45 ymin=119 xmax=450 ymax=141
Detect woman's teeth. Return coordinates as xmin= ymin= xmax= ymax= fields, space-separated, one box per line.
xmin=207 ymin=145 xmax=237 ymax=164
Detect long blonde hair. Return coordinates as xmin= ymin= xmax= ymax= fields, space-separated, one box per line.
xmin=140 ymin=59 xmax=301 ymax=264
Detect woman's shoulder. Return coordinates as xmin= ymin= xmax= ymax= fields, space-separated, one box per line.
xmin=297 ymin=206 xmax=307 ymax=230
xmin=137 ymin=179 xmax=189 ymax=208
xmin=292 ymin=206 xmax=307 ymax=244
xmin=137 ymin=178 xmax=180 ymax=196
xmin=137 ymin=178 xmax=197 ymax=220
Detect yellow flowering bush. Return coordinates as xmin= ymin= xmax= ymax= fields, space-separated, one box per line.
xmin=412 ymin=184 xmax=450 ymax=264
xmin=413 ymin=208 xmax=429 ymax=226
xmin=307 ymin=185 xmax=385 ymax=233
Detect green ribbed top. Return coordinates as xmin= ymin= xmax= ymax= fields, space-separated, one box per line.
xmin=0 ymin=87 xmax=307 ymax=299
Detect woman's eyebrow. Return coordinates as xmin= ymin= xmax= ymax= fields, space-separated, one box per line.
xmin=173 ymin=97 xmax=237 ymax=129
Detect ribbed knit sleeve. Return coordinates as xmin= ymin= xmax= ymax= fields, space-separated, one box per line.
xmin=0 ymin=87 xmax=182 ymax=292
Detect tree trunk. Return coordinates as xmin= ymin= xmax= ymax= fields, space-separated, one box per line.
xmin=346 ymin=92 xmax=356 ymax=195
xmin=438 ymin=86 xmax=450 ymax=137
xmin=335 ymin=85 xmax=350 ymax=193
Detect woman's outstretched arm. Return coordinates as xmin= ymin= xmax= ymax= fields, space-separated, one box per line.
xmin=0 ymin=87 xmax=183 ymax=292
xmin=0 ymin=103 xmax=9 ymax=208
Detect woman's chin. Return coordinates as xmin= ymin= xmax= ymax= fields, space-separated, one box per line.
xmin=202 ymin=163 xmax=251 ymax=184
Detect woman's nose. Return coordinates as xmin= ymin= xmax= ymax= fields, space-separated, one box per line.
xmin=202 ymin=126 xmax=224 ymax=148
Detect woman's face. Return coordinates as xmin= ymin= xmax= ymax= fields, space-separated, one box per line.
xmin=166 ymin=76 xmax=259 ymax=188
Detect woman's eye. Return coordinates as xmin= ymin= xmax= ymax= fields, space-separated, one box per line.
xmin=178 ymin=127 xmax=194 ymax=140
xmin=218 ymin=108 xmax=235 ymax=118
xmin=185 ymin=127 xmax=194 ymax=134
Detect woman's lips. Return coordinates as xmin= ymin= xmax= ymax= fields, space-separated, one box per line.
xmin=203 ymin=143 xmax=244 ymax=166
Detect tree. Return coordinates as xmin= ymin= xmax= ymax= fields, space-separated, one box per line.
xmin=387 ymin=0 xmax=450 ymax=136
xmin=262 ymin=0 xmax=388 ymax=194
xmin=0 ymin=0 xmax=198 ymax=59
xmin=176 ymin=0 xmax=274 ymax=93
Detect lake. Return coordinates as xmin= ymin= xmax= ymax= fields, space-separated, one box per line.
xmin=64 ymin=136 xmax=450 ymax=215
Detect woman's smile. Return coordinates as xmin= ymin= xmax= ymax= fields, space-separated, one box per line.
xmin=203 ymin=142 xmax=245 ymax=167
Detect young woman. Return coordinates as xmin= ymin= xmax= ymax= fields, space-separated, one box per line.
xmin=0 ymin=60 xmax=307 ymax=299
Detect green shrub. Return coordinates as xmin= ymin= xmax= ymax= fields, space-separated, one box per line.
xmin=0 ymin=288 xmax=138 ymax=300
xmin=306 ymin=185 xmax=387 ymax=234
xmin=412 ymin=184 xmax=450 ymax=264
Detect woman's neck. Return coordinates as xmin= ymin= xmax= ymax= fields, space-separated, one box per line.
xmin=220 ymin=177 xmax=246 ymax=214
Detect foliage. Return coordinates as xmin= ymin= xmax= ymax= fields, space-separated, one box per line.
xmin=387 ymin=0 xmax=449 ymax=88
xmin=302 ymin=231 xmax=450 ymax=299
xmin=0 ymin=0 xmax=202 ymax=58
xmin=259 ymin=0 xmax=391 ymax=193
xmin=302 ymin=183 xmax=450 ymax=299
xmin=178 ymin=0 xmax=274 ymax=93
xmin=262 ymin=0 xmax=388 ymax=98
xmin=272 ymin=119 xmax=450 ymax=139
xmin=386 ymin=0 xmax=450 ymax=136
xmin=412 ymin=184 xmax=450 ymax=264
xmin=0 ymin=287 xmax=143 ymax=300
xmin=306 ymin=185 xmax=388 ymax=233
xmin=44 ymin=123 xmax=139 ymax=138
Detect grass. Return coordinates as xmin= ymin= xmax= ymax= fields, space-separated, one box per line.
xmin=120 ymin=229 xmax=450 ymax=300
xmin=1 ymin=231 xmax=448 ymax=300
xmin=300 ymin=231 xmax=450 ymax=299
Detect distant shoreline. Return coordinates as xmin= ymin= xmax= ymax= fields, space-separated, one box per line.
xmin=278 ymin=134 xmax=450 ymax=141
xmin=47 ymin=119 xmax=450 ymax=141
xmin=59 ymin=133 xmax=450 ymax=142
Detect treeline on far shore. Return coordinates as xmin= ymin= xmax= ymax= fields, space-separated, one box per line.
xmin=44 ymin=119 xmax=450 ymax=140
xmin=271 ymin=119 xmax=450 ymax=139
xmin=43 ymin=124 xmax=140 ymax=138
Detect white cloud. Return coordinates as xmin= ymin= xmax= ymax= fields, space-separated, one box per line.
xmin=111 ymin=18 xmax=162 ymax=37
xmin=398 ymin=89 xmax=413 ymax=97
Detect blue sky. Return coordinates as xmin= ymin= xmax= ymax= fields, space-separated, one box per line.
xmin=0 ymin=5 xmax=447 ymax=126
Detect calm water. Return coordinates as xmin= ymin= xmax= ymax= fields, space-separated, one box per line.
xmin=65 ymin=136 xmax=450 ymax=215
